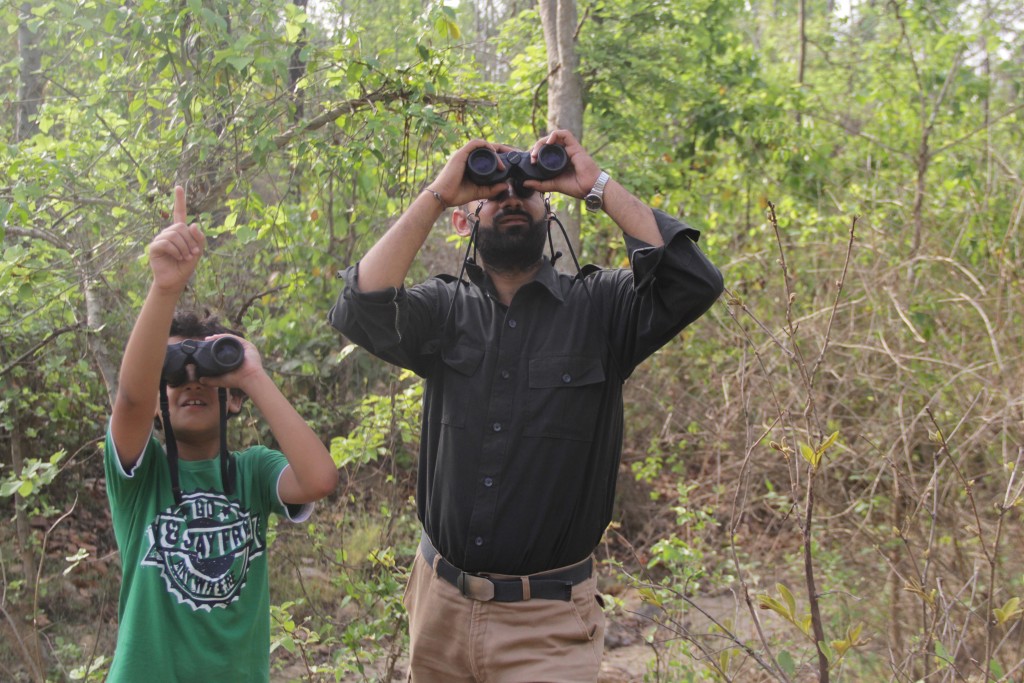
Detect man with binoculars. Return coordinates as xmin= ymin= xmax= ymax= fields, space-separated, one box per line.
xmin=329 ymin=129 xmax=723 ymax=681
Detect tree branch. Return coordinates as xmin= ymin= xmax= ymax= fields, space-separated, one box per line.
xmin=0 ymin=324 xmax=84 ymax=379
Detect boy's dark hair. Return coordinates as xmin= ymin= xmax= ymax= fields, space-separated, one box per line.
xmin=170 ymin=310 xmax=244 ymax=340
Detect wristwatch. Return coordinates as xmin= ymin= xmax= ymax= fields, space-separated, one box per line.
xmin=584 ymin=171 xmax=610 ymax=213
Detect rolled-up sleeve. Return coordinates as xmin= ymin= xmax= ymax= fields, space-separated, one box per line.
xmin=329 ymin=264 xmax=404 ymax=349
xmin=328 ymin=263 xmax=446 ymax=376
xmin=612 ymin=209 xmax=724 ymax=369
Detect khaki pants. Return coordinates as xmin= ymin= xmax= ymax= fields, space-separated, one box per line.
xmin=403 ymin=548 xmax=606 ymax=683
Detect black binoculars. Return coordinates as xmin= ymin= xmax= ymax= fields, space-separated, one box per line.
xmin=465 ymin=144 xmax=569 ymax=196
xmin=161 ymin=337 xmax=244 ymax=387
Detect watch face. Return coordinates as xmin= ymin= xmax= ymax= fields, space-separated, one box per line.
xmin=585 ymin=195 xmax=601 ymax=211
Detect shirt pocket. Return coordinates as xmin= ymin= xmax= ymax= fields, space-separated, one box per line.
xmin=439 ymin=343 xmax=485 ymax=428
xmin=524 ymin=355 xmax=606 ymax=442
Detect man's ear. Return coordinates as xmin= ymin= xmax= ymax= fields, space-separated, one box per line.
xmin=452 ymin=207 xmax=474 ymax=237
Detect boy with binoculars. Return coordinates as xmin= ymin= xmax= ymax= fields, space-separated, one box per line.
xmin=104 ymin=186 xmax=337 ymax=682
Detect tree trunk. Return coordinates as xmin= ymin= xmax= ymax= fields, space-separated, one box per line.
xmin=796 ymin=0 xmax=806 ymax=125
xmin=15 ymin=1 xmax=44 ymax=142
xmin=84 ymin=276 xmax=119 ymax=406
xmin=10 ymin=9 xmax=47 ymax=672
xmin=473 ymin=0 xmax=504 ymax=81
xmin=538 ymin=0 xmax=583 ymax=268
xmin=8 ymin=399 xmax=46 ymax=682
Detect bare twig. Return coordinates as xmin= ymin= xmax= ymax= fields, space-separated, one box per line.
xmin=0 ymin=548 xmax=44 ymax=682
xmin=809 ymin=215 xmax=857 ymax=384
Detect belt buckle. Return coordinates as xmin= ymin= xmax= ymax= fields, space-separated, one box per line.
xmin=456 ymin=571 xmax=496 ymax=601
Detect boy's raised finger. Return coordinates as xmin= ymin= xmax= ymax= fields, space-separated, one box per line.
xmin=172 ymin=186 xmax=187 ymax=226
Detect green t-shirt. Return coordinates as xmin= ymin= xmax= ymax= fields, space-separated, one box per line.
xmin=104 ymin=429 xmax=311 ymax=682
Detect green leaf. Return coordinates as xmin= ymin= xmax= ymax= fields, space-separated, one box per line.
xmin=777 ymin=583 xmax=796 ymax=617
xmin=226 ymin=55 xmax=253 ymax=72
xmin=777 ymin=650 xmax=796 ymax=677
xmin=817 ymin=430 xmax=839 ymax=454
xmin=103 ymin=9 xmax=120 ymax=33
xmin=199 ymin=7 xmax=227 ymax=32
xmin=285 ymin=20 xmax=304 ymax=43
xmin=994 ymin=597 xmax=1023 ymax=625
xmin=638 ymin=587 xmax=663 ymax=608
xmin=757 ymin=594 xmax=787 ymax=617
xmin=800 ymin=442 xmax=818 ymax=468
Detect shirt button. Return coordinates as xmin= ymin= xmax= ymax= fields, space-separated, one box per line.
xmin=500 ymin=370 xmax=510 ymax=380
xmin=492 ymin=422 xmax=502 ymax=432
xmin=483 ymin=477 xmax=494 ymax=487
xmin=475 ymin=537 xmax=484 ymax=546
xmin=508 ymin=319 xmax=517 ymax=328
xmin=562 ymin=373 xmax=572 ymax=384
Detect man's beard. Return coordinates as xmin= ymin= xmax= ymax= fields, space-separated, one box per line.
xmin=475 ymin=210 xmax=548 ymax=274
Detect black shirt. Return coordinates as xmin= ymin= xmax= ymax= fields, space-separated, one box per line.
xmin=329 ymin=209 xmax=723 ymax=574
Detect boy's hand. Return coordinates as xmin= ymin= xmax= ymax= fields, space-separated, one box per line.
xmin=197 ymin=334 xmax=266 ymax=393
xmin=150 ymin=186 xmax=205 ymax=293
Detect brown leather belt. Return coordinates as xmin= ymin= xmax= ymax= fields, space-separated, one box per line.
xmin=419 ymin=531 xmax=592 ymax=602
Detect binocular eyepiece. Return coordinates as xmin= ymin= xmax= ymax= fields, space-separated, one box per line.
xmin=465 ymin=143 xmax=569 ymax=196
xmin=162 ymin=337 xmax=244 ymax=387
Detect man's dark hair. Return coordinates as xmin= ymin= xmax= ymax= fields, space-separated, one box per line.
xmin=170 ymin=310 xmax=244 ymax=340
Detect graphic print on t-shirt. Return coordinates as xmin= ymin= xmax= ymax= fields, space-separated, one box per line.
xmin=142 ymin=490 xmax=265 ymax=611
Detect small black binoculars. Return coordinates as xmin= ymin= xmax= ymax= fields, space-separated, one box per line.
xmin=465 ymin=143 xmax=569 ymax=196
xmin=161 ymin=337 xmax=244 ymax=387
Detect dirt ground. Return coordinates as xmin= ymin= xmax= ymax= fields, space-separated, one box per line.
xmin=269 ymin=585 xmax=661 ymax=682
xmin=273 ymin=587 xmax=756 ymax=682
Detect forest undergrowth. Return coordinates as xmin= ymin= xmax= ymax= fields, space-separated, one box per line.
xmin=5 ymin=195 xmax=1021 ymax=683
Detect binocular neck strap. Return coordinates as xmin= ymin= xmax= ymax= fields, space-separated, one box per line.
xmin=547 ymin=211 xmax=625 ymax=385
xmin=218 ymin=388 xmax=234 ymax=496
xmin=159 ymin=380 xmax=184 ymax=506
xmin=158 ymin=382 xmax=235 ymax=507
xmin=440 ymin=220 xmax=480 ymax=343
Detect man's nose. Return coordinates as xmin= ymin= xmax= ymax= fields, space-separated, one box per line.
xmin=499 ymin=182 xmax=523 ymax=205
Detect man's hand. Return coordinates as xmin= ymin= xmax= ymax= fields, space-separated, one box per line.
xmin=523 ymin=130 xmax=602 ymax=200
xmin=149 ymin=186 xmax=205 ymax=294
xmin=426 ymin=139 xmax=517 ymax=208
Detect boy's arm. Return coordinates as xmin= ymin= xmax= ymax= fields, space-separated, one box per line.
xmin=110 ymin=187 xmax=204 ymax=468
xmin=203 ymin=336 xmax=338 ymax=505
